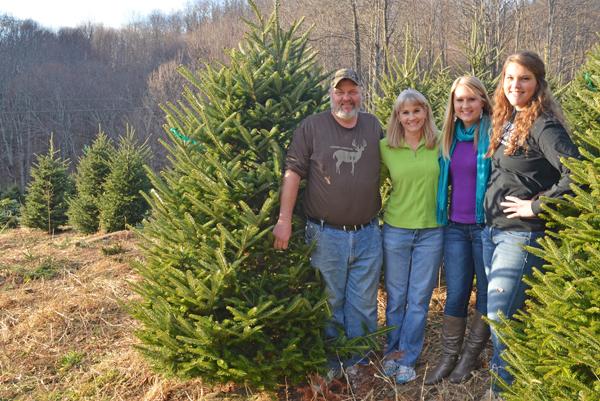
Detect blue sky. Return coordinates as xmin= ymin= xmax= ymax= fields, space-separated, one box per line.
xmin=1 ymin=0 xmax=191 ymax=29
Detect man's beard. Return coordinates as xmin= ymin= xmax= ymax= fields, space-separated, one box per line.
xmin=331 ymin=98 xmax=360 ymax=120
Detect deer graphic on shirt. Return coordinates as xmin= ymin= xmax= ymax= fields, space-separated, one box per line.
xmin=331 ymin=139 xmax=367 ymax=175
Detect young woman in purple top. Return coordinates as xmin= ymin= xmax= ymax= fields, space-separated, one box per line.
xmin=426 ymin=76 xmax=492 ymax=385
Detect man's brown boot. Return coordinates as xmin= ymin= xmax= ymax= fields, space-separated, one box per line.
xmin=448 ymin=310 xmax=490 ymax=383
xmin=424 ymin=315 xmax=466 ymax=385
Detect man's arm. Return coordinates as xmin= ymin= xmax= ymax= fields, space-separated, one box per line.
xmin=273 ymin=169 xmax=301 ymax=249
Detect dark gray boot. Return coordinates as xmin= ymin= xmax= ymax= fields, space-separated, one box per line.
xmin=424 ymin=315 xmax=466 ymax=385
xmin=449 ymin=310 xmax=491 ymax=383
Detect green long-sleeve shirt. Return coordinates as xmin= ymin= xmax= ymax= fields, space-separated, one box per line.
xmin=380 ymin=137 xmax=440 ymax=229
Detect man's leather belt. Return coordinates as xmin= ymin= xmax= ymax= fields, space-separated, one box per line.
xmin=307 ymin=217 xmax=374 ymax=232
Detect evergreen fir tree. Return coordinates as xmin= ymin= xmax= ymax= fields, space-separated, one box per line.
xmin=371 ymin=31 xmax=451 ymax=128
xmin=21 ymin=136 xmax=73 ymax=234
xmin=497 ymin=44 xmax=600 ymax=401
xmin=68 ymin=131 xmax=115 ymax=233
xmin=98 ymin=127 xmax=151 ymax=232
xmin=0 ymin=198 xmax=20 ymax=229
xmin=0 ymin=184 xmax=23 ymax=203
xmin=0 ymin=184 xmax=22 ymax=229
xmin=129 ymin=1 xmax=333 ymax=389
xmin=461 ymin=18 xmax=499 ymax=92
xmin=564 ymin=44 xmax=600 ymax=155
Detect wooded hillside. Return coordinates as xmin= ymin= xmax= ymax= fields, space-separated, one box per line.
xmin=0 ymin=0 xmax=598 ymax=190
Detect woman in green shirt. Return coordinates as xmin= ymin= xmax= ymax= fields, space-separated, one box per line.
xmin=380 ymin=89 xmax=444 ymax=384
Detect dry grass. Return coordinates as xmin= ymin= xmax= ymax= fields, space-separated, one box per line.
xmin=0 ymin=228 xmax=491 ymax=401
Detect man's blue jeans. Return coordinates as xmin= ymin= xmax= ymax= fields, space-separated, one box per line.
xmin=482 ymin=226 xmax=544 ymax=392
xmin=305 ymin=219 xmax=382 ymax=357
xmin=444 ymin=222 xmax=487 ymax=317
xmin=383 ymin=224 xmax=443 ymax=367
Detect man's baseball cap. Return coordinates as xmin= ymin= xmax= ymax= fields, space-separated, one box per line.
xmin=331 ymin=68 xmax=361 ymax=88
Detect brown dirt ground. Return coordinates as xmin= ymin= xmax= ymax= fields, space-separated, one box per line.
xmin=0 ymin=228 xmax=492 ymax=401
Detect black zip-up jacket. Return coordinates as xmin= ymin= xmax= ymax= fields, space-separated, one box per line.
xmin=484 ymin=113 xmax=580 ymax=231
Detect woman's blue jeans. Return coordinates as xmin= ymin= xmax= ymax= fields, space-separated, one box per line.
xmin=383 ymin=224 xmax=444 ymax=367
xmin=482 ymin=226 xmax=544 ymax=392
xmin=443 ymin=222 xmax=487 ymax=317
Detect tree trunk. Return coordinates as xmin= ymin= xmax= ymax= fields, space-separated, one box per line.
xmin=515 ymin=0 xmax=523 ymax=50
xmin=370 ymin=0 xmax=383 ymax=99
xmin=382 ymin=0 xmax=390 ymax=71
xmin=546 ymin=0 xmax=557 ymax=66
xmin=350 ymin=0 xmax=361 ymax=79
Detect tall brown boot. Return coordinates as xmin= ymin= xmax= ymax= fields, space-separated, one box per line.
xmin=449 ymin=310 xmax=490 ymax=383
xmin=424 ymin=315 xmax=466 ymax=385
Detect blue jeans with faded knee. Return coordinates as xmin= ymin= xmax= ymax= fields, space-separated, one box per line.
xmin=482 ymin=226 xmax=544 ymax=393
xmin=305 ymin=219 xmax=382 ymax=364
xmin=383 ymin=224 xmax=443 ymax=367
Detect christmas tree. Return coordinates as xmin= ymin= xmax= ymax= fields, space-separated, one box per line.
xmin=497 ymin=45 xmax=600 ymax=401
xmin=0 ymin=198 xmax=20 ymax=229
xmin=0 ymin=184 xmax=22 ymax=203
xmin=371 ymin=33 xmax=451 ymax=128
xmin=68 ymin=131 xmax=115 ymax=233
xmin=0 ymin=184 xmax=22 ymax=229
xmin=129 ymin=1 xmax=333 ymax=389
xmin=98 ymin=127 xmax=151 ymax=232
xmin=21 ymin=136 xmax=73 ymax=234
xmin=563 ymin=44 xmax=600 ymax=156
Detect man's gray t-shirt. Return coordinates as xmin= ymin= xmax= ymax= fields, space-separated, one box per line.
xmin=285 ymin=110 xmax=382 ymax=226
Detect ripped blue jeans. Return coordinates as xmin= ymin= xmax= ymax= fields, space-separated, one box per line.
xmin=482 ymin=226 xmax=544 ymax=393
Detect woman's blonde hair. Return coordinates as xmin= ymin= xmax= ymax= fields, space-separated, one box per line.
xmin=488 ymin=51 xmax=566 ymax=156
xmin=441 ymin=76 xmax=492 ymax=159
xmin=386 ymin=89 xmax=438 ymax=149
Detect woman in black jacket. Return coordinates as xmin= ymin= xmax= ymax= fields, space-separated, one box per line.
xmin=481 ymin=51 xmax=579 ymax=401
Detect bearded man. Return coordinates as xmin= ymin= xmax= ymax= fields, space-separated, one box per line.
xmin=273 ymin=69 xmax=383 ymax=373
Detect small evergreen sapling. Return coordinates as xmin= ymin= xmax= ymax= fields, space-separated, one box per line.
xmin=0 ymin=184 xmax=23 ymax=203
xmin=0 ymin=198 xmax=20 ymax=229
xmin=0 ymin=184 xmax=22 ymax=229
xmin=68 ymin=131 xmax=115 ymax=233
xmin=21 ymin=136 xmax=73 ymax=234
xmin=98 ymin=128 xmax=151 ymax=232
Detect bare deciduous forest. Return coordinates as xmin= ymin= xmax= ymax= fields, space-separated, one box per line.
xmin=0 ymin=0 xmax=598 ymax=191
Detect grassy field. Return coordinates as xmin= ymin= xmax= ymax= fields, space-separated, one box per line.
xmin=0 ymin=228 xmax=492 ymax=400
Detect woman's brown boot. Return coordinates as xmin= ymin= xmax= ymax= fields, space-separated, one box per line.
xmin=424 ymin=315 xmax=466 ymax=385
xmin=448 ymin=311 xmax=490 ymax=383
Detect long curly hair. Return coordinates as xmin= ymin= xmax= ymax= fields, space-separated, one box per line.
xmin=441 ymin=76 xmax=492 ymax=159
xmin=386 ymin=89 xmax=438 ymax=149
xmin=488 ymin=51 xmax=566 ymax=156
